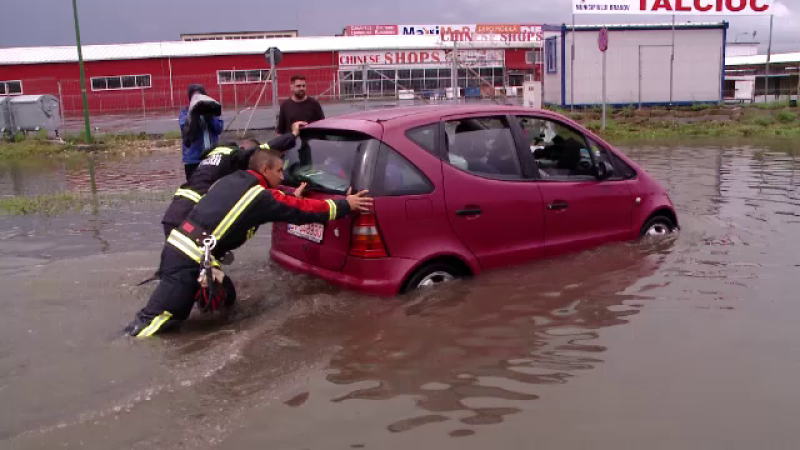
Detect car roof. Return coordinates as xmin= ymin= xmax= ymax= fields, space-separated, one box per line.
xmin=302 ymin=105 xmax=605 ymax=148
xmin=333 ymin=104 xmax=531 ymax=123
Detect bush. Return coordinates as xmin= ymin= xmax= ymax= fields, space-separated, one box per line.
xmin=776 ymin=111 xmax=796 ymax=124
xmin=752 ymin=100 xmax=790 ymax=111
xmin=754 ymin=116 xmax=774 ymax=127
xmin=586 ymin=120 xmax=602 ymax=131
xmin=740 ymin=126 xmax=759 ymax=137
xmin=618 ymin=105 xmax=636 ymax=118
xmin=690 ymin=103 xmax=714 ymax=111
xmin=107 ymin=132 xmax=149 ymax=142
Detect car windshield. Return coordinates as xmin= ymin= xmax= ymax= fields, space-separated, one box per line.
xmin=284 ymin=130 xmax=378 ymax=194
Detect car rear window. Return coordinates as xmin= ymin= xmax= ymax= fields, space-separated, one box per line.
xmin=374 ymin=143 xmax=433 ymax=196
xmin=284 ymin=130 xmax=380 ymax=194
xmin=405 ymin=124 xmax=439 ymax=157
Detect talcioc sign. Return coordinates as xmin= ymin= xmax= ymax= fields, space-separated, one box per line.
xmin=338 ymin=49 xmax=505 ymax=67
xmin=572 ymin=0 xmax=773 ymax=15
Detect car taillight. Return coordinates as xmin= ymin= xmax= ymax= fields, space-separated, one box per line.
xmin=350 ymin=213 xmax=388 ymax=258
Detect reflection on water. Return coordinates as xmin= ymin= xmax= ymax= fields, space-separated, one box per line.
xmin=1 ymin=140 xmax=800 ymax=449
xmin=0 ymin=151 xmax=180 ymax=197
xmin=277 ymin=240 xmax=672 ymax=433
xmin=0 ymin=152 xmax=178 ymax=261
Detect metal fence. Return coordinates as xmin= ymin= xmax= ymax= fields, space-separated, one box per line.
xmin=21 ymin=58 xmax=530 ymax=136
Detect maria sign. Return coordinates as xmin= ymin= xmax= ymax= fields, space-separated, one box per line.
xmin=572 ymin=0 xmax=773 ymax=15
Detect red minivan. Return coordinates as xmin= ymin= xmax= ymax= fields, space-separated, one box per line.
xmin=270 ymin=105 xmax=677 ymax=296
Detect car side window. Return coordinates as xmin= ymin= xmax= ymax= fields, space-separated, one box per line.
xmin=405 ymin=124 xmax=439 ymax=157
xmin=517 ymin=116 xmax=595 ymax=181
xmin=375 ymin=143 xmax=434 ymax=196
xmin=443 ymin=116 xmax=522 ymax=179
xmin=589 ymin=140 xmax=637 ymax=180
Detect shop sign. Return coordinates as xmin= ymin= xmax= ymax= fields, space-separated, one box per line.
xmin=572 ymin=0 xmax=773 ymax=15
xmin=338 ymin=49 xmax=505 ymax=67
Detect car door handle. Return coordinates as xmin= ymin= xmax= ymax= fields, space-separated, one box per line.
xmin=456 ymin=208 xmax=483 ymax=217
xmin=547 ymin=202 xmax=569 ymax=211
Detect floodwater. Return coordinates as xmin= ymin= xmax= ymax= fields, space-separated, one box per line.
xmin=1 ymin=141 xmax=799 ymax=450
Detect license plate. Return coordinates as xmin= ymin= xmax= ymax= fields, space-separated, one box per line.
xmin=287 ymin=223 xmax=325 ymax=243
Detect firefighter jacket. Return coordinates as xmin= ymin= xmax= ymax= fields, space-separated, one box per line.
xmin=162 ymin=134 xmax=297 ymax=231
xmin=166 ymin=169 xmax=350 ymax=265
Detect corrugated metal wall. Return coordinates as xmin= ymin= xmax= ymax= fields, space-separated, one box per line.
xmin=544 ymin=27 xmax=724 ymax=107
xmin=565 ymin=28 xmax=724 ymax=106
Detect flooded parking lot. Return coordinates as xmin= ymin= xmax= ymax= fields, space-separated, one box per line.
xmin=1 ymin=140 xmax=799 ymax=449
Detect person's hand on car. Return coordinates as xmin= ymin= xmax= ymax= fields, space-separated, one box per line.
xmin=291 ymin=121 xmax=308 ymax=137
xmin=345 ymin=188 xmax=373 ymax=213
xmin=294 ymin=182 xmax=308 ymax=198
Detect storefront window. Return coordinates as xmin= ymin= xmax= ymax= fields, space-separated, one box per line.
xmin=338 ymin=57 xmax=504 ymax=99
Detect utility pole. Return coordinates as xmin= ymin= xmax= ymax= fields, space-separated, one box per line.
xmin=71 ymin=0 xmax=92 ymax=142
xmin=571 ymin=15 xmax=575 ymax=111
xmin=269 ymin=49 xmax=279 ymax=125
xmin=765 ymin=15 xmax=773 ymax=103
xmin=670 ymin=15 xmax=675 ymax=106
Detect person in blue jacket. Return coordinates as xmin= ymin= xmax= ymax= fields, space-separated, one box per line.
xmin=180 ymin=84 xmax=224 ymax=181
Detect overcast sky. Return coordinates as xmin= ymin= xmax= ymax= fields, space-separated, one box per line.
xmin=1 ymin=0 xmax=797 ymax=53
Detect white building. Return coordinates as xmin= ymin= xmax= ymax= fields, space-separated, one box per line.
xmin=726 ymin=51 xmax=800 ymax=103
xmin=180 ymin=30 xmax=298 ymax=41
xmin=724 ymin=42 xmax=759 ymax=101
xmin=543 ymin=22 xmax=728 ymax=108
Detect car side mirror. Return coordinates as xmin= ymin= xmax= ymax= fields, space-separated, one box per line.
xmin=595 ymin=161 xmax=614 ymax=180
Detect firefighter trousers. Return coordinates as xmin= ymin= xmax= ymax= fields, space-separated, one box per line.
xmin=124 ymin=245 xmax=235 ymax=337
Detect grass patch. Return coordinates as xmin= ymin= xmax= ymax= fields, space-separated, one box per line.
xmin=753 ymin=116 xmax=775 ymax=127
xmin=0 ymin=132 xmax=177 ymax=161
xmin=689 ymin=103 xmax=714 ymax=111
xmin=61 ymin=131 xmax=150 ymax=145
xmin=750 ymin=100 xmax=791 ymax=110
xmin=776 ymin=111 xmax=796 ymax=124
xmin=0 ymin=193 xmax=83 ymax=215
xmin=590 ymin=117 xmax=800 ymax=141
xmin=163 ymin=130 xmax=182 ymax=140
xmin=0 ymin=191 xmax=173 ymax=216
xmin=0 ymin=140 xmax=77 ymax=159
xmin=570 ymin=106 xmax=800 ymax=141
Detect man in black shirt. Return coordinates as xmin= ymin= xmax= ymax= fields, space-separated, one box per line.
xmin=276 ymin=75 xmax=325 ymax=135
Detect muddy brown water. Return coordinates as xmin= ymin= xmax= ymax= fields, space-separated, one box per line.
xmin=1 ymin=141 xmax=799 ymax=449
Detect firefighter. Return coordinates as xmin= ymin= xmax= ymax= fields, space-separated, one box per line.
xmin=161 ymin=121 xmax=307 ymax=237
xmin=124 ymin=148 xmax=372 ymax=337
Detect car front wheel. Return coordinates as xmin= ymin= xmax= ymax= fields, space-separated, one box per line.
xmin=640 ymin=216 xmax=677 ymax=238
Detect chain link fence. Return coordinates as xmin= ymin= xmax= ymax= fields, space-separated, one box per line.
xmin=15 ymin=56 xmax=532 ymax=137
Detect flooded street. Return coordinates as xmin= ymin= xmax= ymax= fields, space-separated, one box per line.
xmin=1 ymin=141 xmax=799 ymax=449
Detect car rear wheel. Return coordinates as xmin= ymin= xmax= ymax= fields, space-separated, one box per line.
xmin=402 ymin=263 xmax=462 ymax=293
xmin=641 ymin=216 xmax=677 ymax=238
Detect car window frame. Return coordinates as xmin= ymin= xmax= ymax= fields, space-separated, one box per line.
xmin=371 ymin=141 xmax=435 ymax=197
xmin=404 ymin=123 xmax=444 ymax=160
xmin=588 ymin=138 xmax=639 ymax=181
xmin=284 ymin=128 xmax=381 ymax=194
xmin=437 ymin=113 xmax=533 ymax=182
xmin=509 ymin=114 xmax=606 ymax=183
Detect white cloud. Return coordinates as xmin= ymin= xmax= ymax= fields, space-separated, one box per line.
xmin=773 ymin=2 xmax=792 ymax=18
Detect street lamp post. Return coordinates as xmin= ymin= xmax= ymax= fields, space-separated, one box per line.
xmin=71 ymin=0 xmax=92 ymax=142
